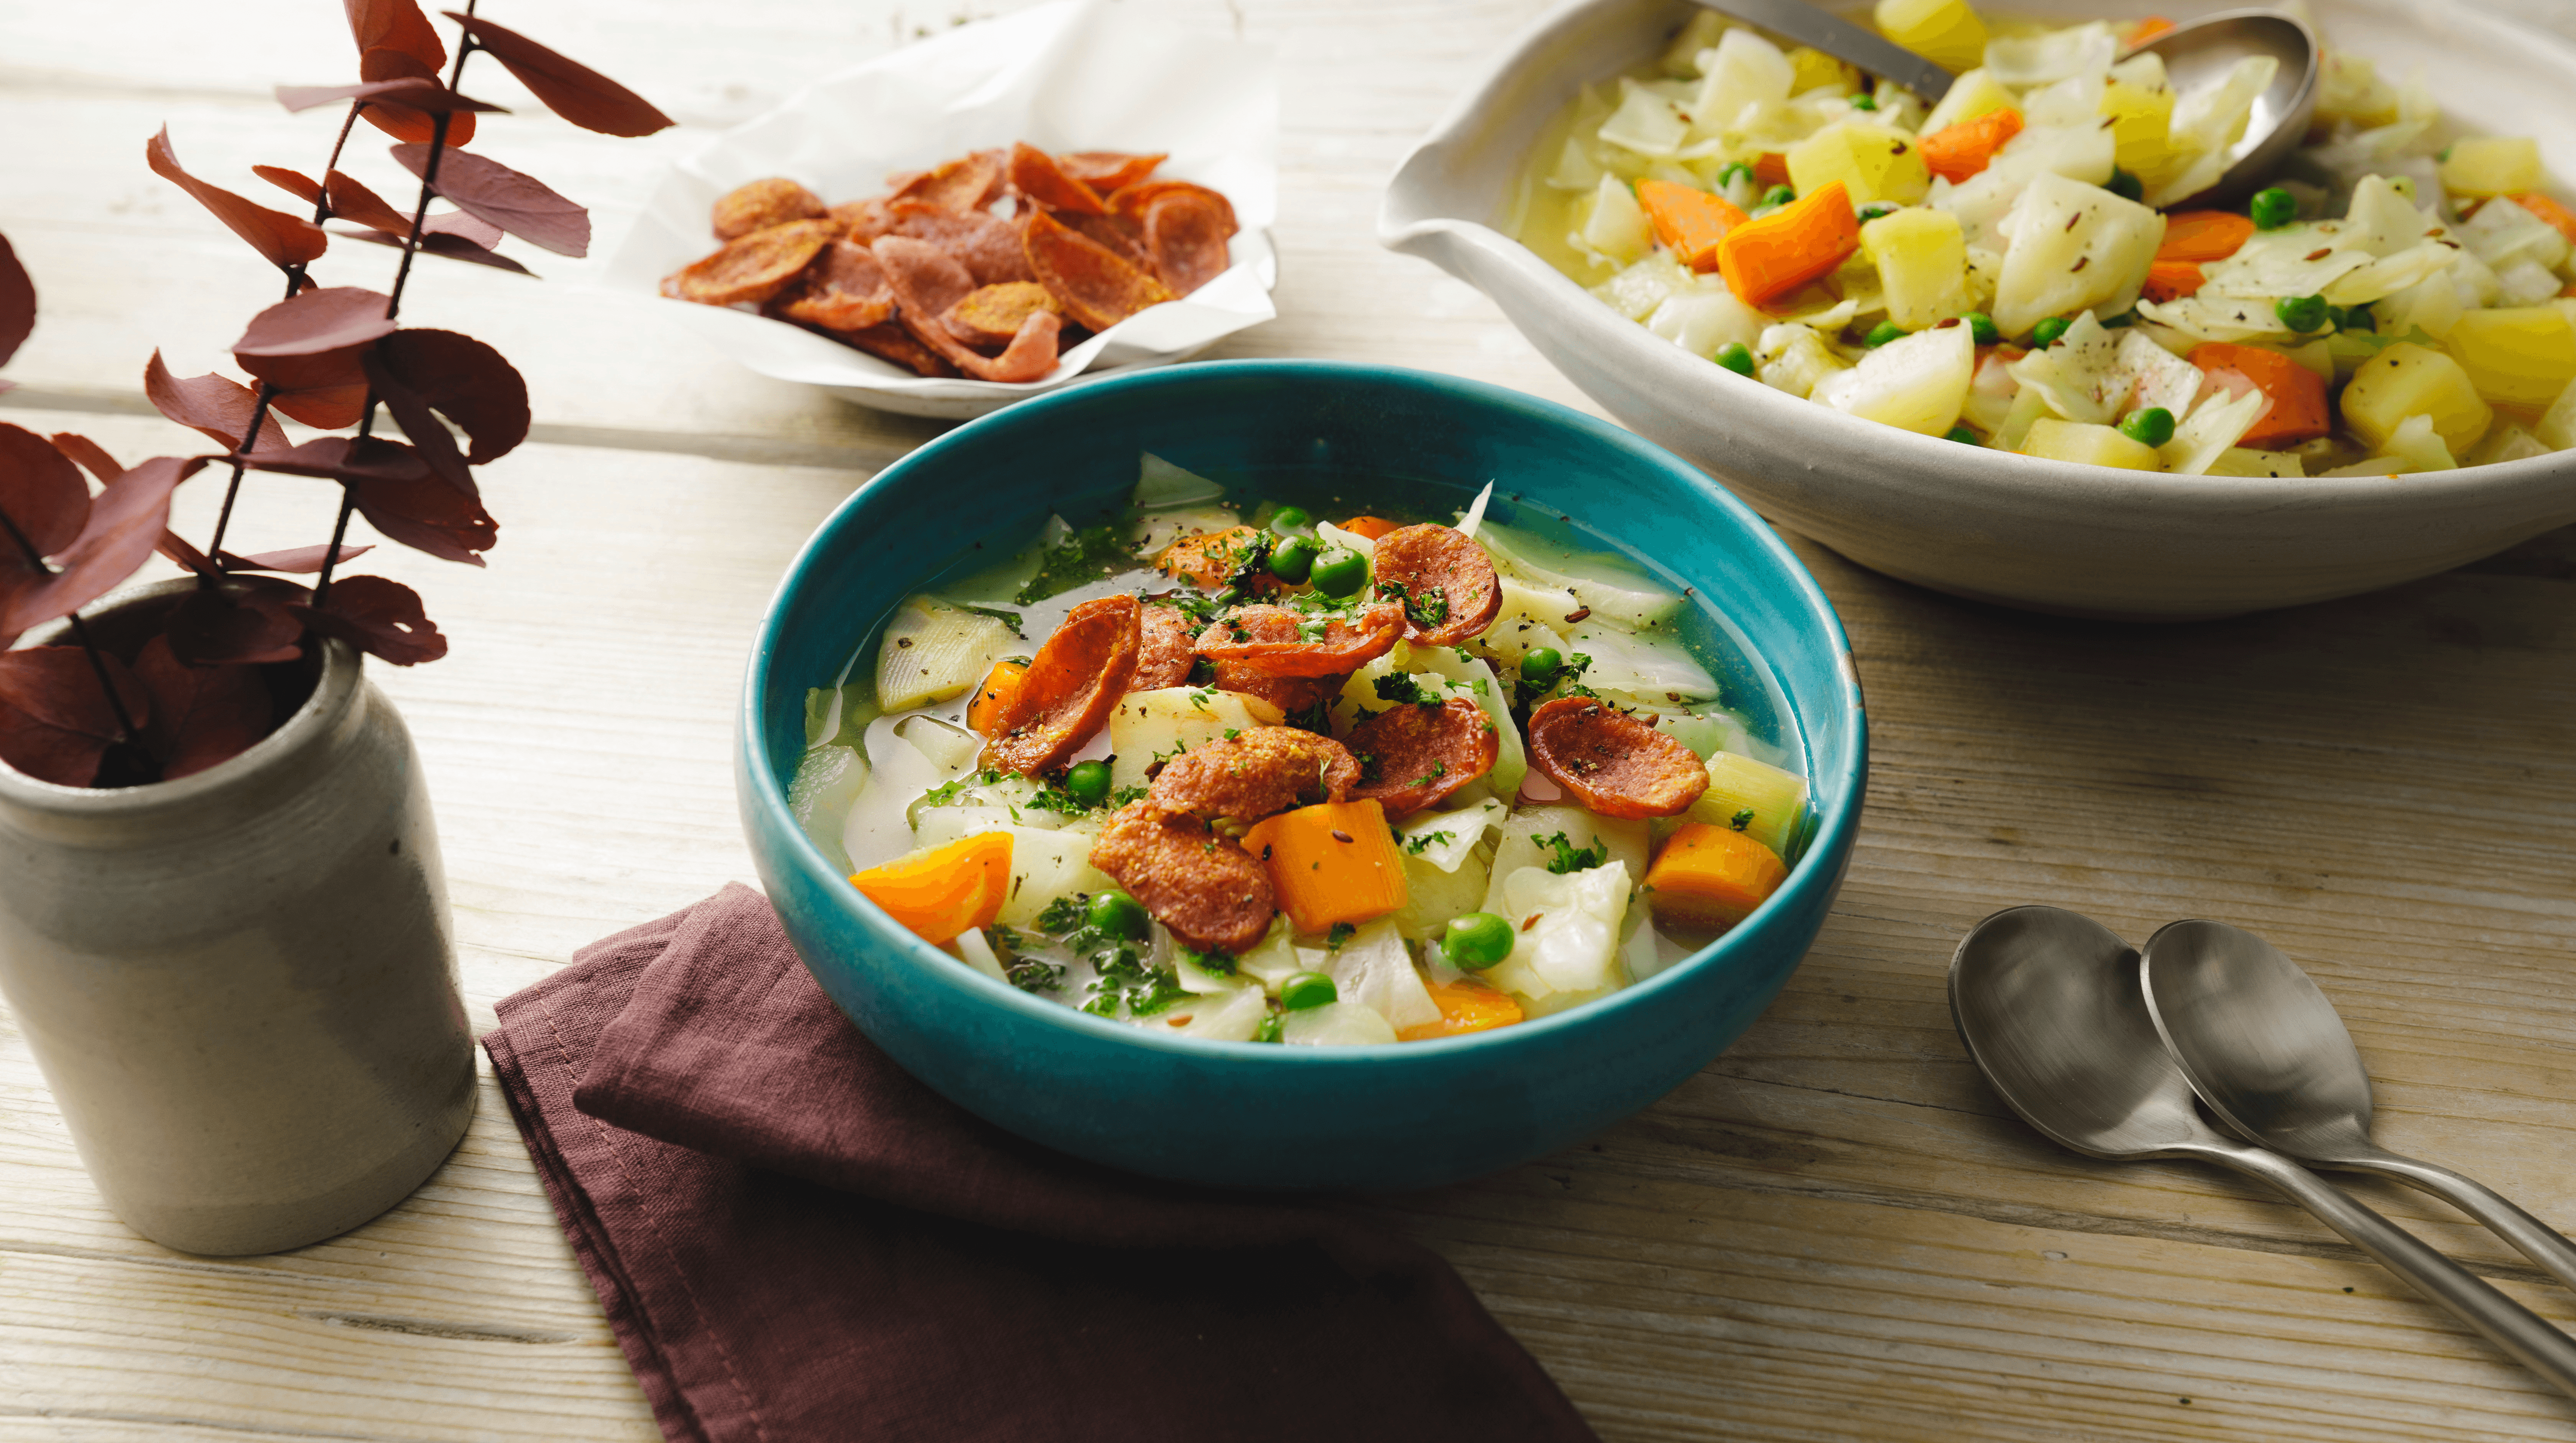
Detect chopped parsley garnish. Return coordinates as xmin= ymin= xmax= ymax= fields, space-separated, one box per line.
xmin=1109 ymin=783 xmax=1150 ymax=807
xmin=956 ymin=603 xmax=1025 ymax=637
xmin=1036 ymin=896 xmax=1088 ymax=934
xmin=1410 ymin=762 xmax=1449 ymax=786
xmin=1380 ymin=578 xmax=1449 ymax=628
xmin=1372 ymin=673 xmax=1444 ymax=710
xmin=1537 ymin=831 xmax=1608 ymax=874
xmin=1035 ymin=891 xmax=1188 ymax=1016
xmin=1326 ymin=921 xmax=1357 ymax=949
xmin=1406 ymin=830 xmax=1457 ymax=855
xmin=1728 ymin=808 xmax=1757 ymax=832
xmin=1181 ymin=945 xmax=1238 ymax=977
xmin=1187 ymin=656 xmax=1218 ymax=685
xmin=1254 ymin=1012 xmax=1284 ymax=1043
xmin=1007 ymin=958 xmax=1067 ymax=993
xmin=1021 ymin=785 xmax=1090 ymax=816
xmin=1015 ymin=523 xmax=1138 ymax=606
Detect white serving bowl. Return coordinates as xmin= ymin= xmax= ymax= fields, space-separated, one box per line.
xmin=1381 ymin=0 xmax=2576 ymax=619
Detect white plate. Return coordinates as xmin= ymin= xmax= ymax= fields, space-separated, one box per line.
xmin=604 ymin=0 xmax=1279 ymax=420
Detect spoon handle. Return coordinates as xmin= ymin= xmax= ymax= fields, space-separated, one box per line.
xmin=2336 ymin=1147 xmax=2576 ymax=1296
xmin=2206 ymin=1141 xmax=2576 ymax=1397
xmin=1691 ymin=0 xmax=1956 ymax=102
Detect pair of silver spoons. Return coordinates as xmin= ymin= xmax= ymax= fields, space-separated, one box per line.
xmin=1952 ymin=907 xmax=2576 ymax=1396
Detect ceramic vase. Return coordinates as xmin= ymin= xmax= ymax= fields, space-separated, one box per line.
xmin=0 ymin=580 xmax=473 ymax=1255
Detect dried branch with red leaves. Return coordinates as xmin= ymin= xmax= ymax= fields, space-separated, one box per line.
xmin=0 ymin=0 xmax=668 ymax=787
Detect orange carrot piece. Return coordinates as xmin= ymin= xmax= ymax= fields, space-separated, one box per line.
xmin=1336 ymin=515 xmax=1400 ymax=541
xmin=1717 ymin=180 xmax=1861 ymax=310
xmin=1636 ymin=179 xmax=1750 ymax=272
xmin=1642 ymin=823 xmax=1788 ymax=930
xmin=1241 ymin=799 xmax=1409 ymax=934
xmin=2510 ymin=192 xmax=2576 ymax=246
xmin=966 ymin=658 xmax=1029 ymax=737
xmin=2189 ymin=342 xmax=2329 ymax=447
xmin=2156 ymin=210 xmax=2256 ymax=263
xmin=1397 ymin=976 xmax=1525 ymax=1042
xmin=1157 ymin=525 xmax=1264 ymax=590
xmin=2125 ymin=15 xmax=2177 ymax=48
xmin=1918 ymin=108 xmax=2024 ymax=184
xmin=2141 ymin=259 xmax=2207 ymax=301
xmin=1753 ymin=152 xmax=1790 ymax=188
xmin=851 ymin=832 xmax=1013 ymax=945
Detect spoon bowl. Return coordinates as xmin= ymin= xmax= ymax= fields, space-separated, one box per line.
xmin=2134 ymin=9 xmax=2321 ymax=206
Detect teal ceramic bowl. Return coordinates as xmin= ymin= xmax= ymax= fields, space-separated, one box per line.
xmin=737 ymin=360 xmax=1865 ymax=1191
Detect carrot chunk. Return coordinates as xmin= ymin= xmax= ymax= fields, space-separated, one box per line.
xmin=1397 ymin=976 xmax=1525 ymax=1042
xmin=2125 ymin=15 xmax=2177 ymax=48
xmin=1157 ymin=525 xmax=1265 ymax=590
xmin=2189 ymin=342 xmax=2329 ymax=447
xmin=1336 ymin=515 xmax=1400 ymax=541
xmin=1918 ymin=108 xmax=2023 ymax=184
xmin=2510 ymin=192 xmax=2576 ymax=246
xmin=2156 ymin=210 xmax=2255 ymax=263
xmin=1717 ymin=180 xmax=1861 ymax=310
xmin=2141 ymin=259 xmax=2207 ymax=302
xmin=1636 ymin=179 xmax=1749 ymax=272
xmin=967 ymin=658 xmax=1029 ymax=737
xmin=1642 ymin=823 xmax=1787 ymax=930
xmin=851 ymin=832 xmax=1013 ymax=945
xmin=1241 ymin=798 xmax=1409 ymax=935
xmin=1753 ymin=152 xmax=1790 ymax=188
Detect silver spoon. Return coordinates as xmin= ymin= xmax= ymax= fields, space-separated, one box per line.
xmin=1689 ymin=3 xmax=2318 ymax=204
xmin=1952 ymin=904 xmax=2576 ymax=1398
xmin=2142 ymin=918 xmax=2576 ymax=1295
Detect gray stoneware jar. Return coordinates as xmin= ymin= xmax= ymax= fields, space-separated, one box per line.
xmin=0 ymin=580 xmax=473 ymax=1255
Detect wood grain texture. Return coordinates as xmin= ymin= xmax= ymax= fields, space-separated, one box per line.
xmin=8 ymin=0 xmax=2576 ymax=1438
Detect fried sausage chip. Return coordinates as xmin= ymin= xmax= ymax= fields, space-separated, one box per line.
xmin=1060 ymin=150 xmax=1166 ymax=195
xmin=776 ymin=240 xmax=895 ymax=332
xmin=982 ymin=594 xmax=1142 ymax=775
xmin=1007 ymin=142 xmax=1108 ymax=215
xmin=1345 ymin=697 xmax=1499 ymax=818
xmin=944 ymin=282 xmax=1060 ymax=350
xmin=1107 ymin=180 xmax=1238 ymax=239
xmin=666 ymin=219 xmax=843 ymax=307
xmin=887 ymin=201 xmax=1032 ymax=287
xmin=839 ymin=321 xmax=957 ymax=378
xmin=714 ymin=178 xmax=827 ymax=240
xmin=875 ymin=237 xmax=1064 ymax=383
xmin=1526 ymin=697 xmax=1710 ymax=819
xmin=1141 ymin=190 xmax=1235 ymax=296
xmin=1148 ymin=726 xmax=1360 ymax=824
xmin=1129 ymin=603 xmax=1198 ymax=691
xmin=889 ymin=149 xmax=1004 ymax=212
xmin=1024 ymin=210 xmax=1177 ymax=333
xmin=1089 ymin=801 xmax=1276 ymax=954
xmin=1193 ymin=602 xmax=1403 ymax=679
xmin=1370 ymin=523 xmax=1504 ymax=646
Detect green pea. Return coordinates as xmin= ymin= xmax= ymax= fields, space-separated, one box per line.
xmin=2030 ymin=316 xmax=2071 ymax=347
xmin=2249 ymin=186 xmax=2296 ymax=230
xmin=2119 ymin=406 xmax=2176 ymax=447
xmin=1519 ymin=647 xmax=1564 ymax=684
xmin=1268 ymin=534 xmax=1319 ymax=583
xmin=1715 ymin=161 xmax=1755 ymax=189
xmin=1269 ymin=505 xmax=1312 ymax=532
xmin=1210 ymin=586 xmax=1240 ymax=608
xmin=1864 ymin=320 xmax=1906 ymax=348
xmin=1964 ymin=311 xmax=1999 ymax=346
xmin=1308 ymin=547 xmax=1367 ymax=598
xmin=1441 ymin=912 xmax=1516 ymax=969
xmin=1280 ymin=971 xmax=1337 ymax=1011
xmin=1714 ymin=340 xmax=1756 ymax=376
xmin=2275 ymin=294 xmax=2329 ymax=333
xmin=1086 ymin=889 xmax=1149 ymax=939
xmin=2338 ymin=301 xmax=2374 ymax=333
xmin=1064 ymin=759 xmax=1111 ymax=808
xmin=2105 ymin=167 xmax=2143 ymax=202
xmin=1850 ymin=92 xmax=1878 ymax=110
xmin=1857 ymin=202 xmax=1899 ymax=223
xmin=1760 ymin=183 xmax=1796 ymax=208
xmin=1943 ymin=425 xmax=1979 ymax=444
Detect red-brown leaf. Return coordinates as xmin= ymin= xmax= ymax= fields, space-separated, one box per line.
xmin=345 ymin=0 xmax=447 ymax=72
xmin=0 ymin=646 xmax=147 ymax=786
xmin=322 ymin=169 xmax=413 ymax=232
xmin=0 ymin=232 xmax=33 ymax=372
xmin=374 ymin=328 xmax=528 ymax=466
xmin=391 ymin=144 xmax=589 ymax=257
xmin=335 ymin=227 xmax=534 ymax=276
xmin=160 ymin=529 xmax=215 ymax=576
xmin=1 ymin=456 xmax=209 ymax=636
xmin=146 ymin=128 xmax=328 ymax=270
xmin=0 ymin=424 xmax=88 ymax=555
xmin=363 ymin=350 xmax=467 ymax=495
xmin=277 ymin=77 xmax=504 ymax=115
xmin=295 ymin=574 xmax=448 ymax=665
xmin=143 ymin=353 xmax=292 ymax=456
xmin=225 ymin=542 xmax=370 ymax=574
xmin=253 ymin=165 xmax=325 ymax=205
xmin=233 ymin=286 xmax=396 ymax=358
xmin=348 ymin=473 xmax=495 ymax=565
xmin=243 ymin=437 xmax=430 ymax=484
xmin=445 ymin=12 xmax=673 ymax=138
xmin=355 ymin=49 xmax=479 ymax=147
xmin=164 ymin=575 xmax=308 ymax=666
xmin=47 ymin=433 xmax=122 ymax=486
xmin=133 ymin=635 xmax=273 ymax=779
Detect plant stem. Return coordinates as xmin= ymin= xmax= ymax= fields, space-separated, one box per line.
xmin=0 ymin=507 xmax=138 ymax=743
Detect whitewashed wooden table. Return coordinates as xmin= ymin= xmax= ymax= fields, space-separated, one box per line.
xmin=9 ymin=2 xmax=2576 ymax=1438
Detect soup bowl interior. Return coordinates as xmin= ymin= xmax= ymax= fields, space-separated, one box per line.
xmin=739 ymin=359 xmax=1865 ymax=1192
xmin=1380 ymin=0 xmax=2576 ymax=620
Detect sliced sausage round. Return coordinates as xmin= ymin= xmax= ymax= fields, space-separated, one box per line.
xmin=981 ymin=594 xmax=1141 ymax=776
xmin=1345 ymin=696 xmax=1500 ymax=818
xmin=1208 ymin=661 xmax=1342 ymax=727
xmin=1193 ymin=602 xmax=1403 ymax=679
xmin=1370 ymin=523 xmax=1503 ymax=646
xmin=1526 ymin=697 xmax=1710 ymax=819
xmin=1148 ymin=726 xmax=1359 ymax=824
xmin=1128 ymin=602 xmax=1198 ymax=691
xmin=1089 ymin=801 xmax=1275 ymax=954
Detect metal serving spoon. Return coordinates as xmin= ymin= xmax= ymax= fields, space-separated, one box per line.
xmin=2142 ymin=918 xmax=2576 ymax=1295
xmin=1952 ymin=904 xmax=2576 ymax=1398
xmin=1690 ymin=2 xmax=2318 ymax=203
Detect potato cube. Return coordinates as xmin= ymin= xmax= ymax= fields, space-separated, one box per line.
xmin=2445 ymin=306 xmax=2576 ymax=407
xmin=1579 ymin=174 xmax=1653 ymax=263
xmin=2021 ymin=417 xmax=2163 ymax=469
xmin=1785 ymin=45 xmax=1860 ymax=96
xmin=2098 ymin=79 xmax=2176 ymax=179
xmin=1810 ymin=322 xmax=1975 ymax=434
xmin=1872 ymin=0 xmax=1987 ymax=73
xmin=1787 ymin=122 xmax=1931 ymax=207
xmin=2340 ymin=342 xmax=2494 ymax=455
xmin=1861 ymin=206 xmax=1971 ymax=330
xmin=2439 ymin=138 xmax=2545 ymax=199
xmin=1920 ymin=67 xmax=2018 ymax=134
xmin=1990 ymin=172 xmax=2163 ymax=336
xmin=2539 ymin=376 xmax=2576 ymax=451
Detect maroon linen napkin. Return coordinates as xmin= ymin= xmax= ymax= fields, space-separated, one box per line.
xmin=482 ymin=883 xmax=1601 ymax=1443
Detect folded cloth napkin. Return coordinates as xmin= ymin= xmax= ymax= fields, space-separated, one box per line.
xmin=483 ymin=882 xmax=1602 ymax=1443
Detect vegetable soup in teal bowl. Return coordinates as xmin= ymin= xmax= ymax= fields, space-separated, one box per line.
xmin=737 ymin=359 xmax=1865 ymax=1190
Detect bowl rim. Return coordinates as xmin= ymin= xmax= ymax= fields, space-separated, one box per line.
xmin=1376 ymin=0 xmax=2576 ymax=511
xmin=740 ymin=357 xmax=1867 ymax=1063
